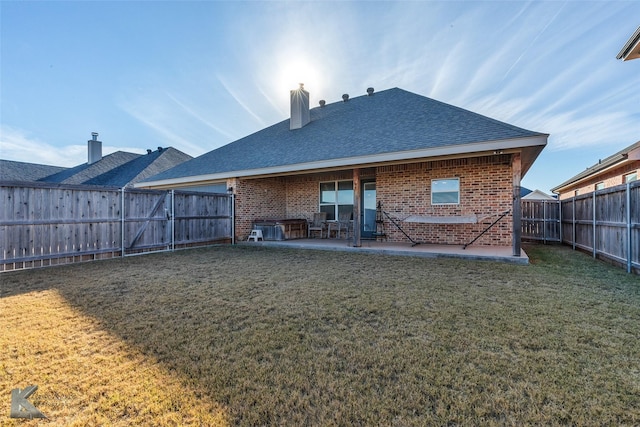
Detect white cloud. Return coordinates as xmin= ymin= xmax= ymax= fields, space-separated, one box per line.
xmin=0 ymin=125 xmax=85 ymax=166
xmin=0 ymin=125 xmax=147 ymax=166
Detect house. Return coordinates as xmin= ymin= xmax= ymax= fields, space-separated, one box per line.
xmin=617 ymin=26 xmax=640 ymax=61
xmin=138 ymin=86 xmax=548 ymax=255
xmin=551 ymin=140 xmax=640 ymax=200
xmin=522 ymin=189 xmax=556 ymax=201
xmin=0 ymin=132 xmax=193 ymax=188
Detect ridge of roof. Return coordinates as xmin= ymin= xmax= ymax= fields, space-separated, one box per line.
xmin=143 ymin=87 xmax=547 ymax=184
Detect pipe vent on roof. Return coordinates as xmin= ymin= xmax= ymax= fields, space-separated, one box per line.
xmin=319 ymin=100 xmax=326 ymax=107
xmin=367 ymin=87 xmax=374 ymax=96
xmin=342 ymin=94 xmax=349 ymax=102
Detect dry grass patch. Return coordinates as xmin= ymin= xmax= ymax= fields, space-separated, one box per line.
xmin=1 ymin=244 xmax=639 ymax=425
xmin=0 ymin=289 xmax=228 ymax=426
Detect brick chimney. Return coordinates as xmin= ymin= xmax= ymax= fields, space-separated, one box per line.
xmin=290 ymin=83 xmax=310 ymax=130
xmin=87 ymin=132 xmax=102 ymax=164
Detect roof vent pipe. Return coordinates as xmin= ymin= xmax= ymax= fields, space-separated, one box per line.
xmin=319 ymin=100 xmax=326 ymax=107
xmin=342 ymin=94 xmax=349 ymax=102
xmin=367 ymin=87 xmax=374 ymax=96
xmin=290 ymin=83 xmax=311 ymax=130
xmin=87 ymin=132 xmax=102 ymax=165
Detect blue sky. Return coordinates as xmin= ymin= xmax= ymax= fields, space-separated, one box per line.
xmin=1 ymin=1 xmax=638 ymax=193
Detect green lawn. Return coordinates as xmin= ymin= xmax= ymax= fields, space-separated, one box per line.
xmin=1 ymin=244 xmax=639 ymax=426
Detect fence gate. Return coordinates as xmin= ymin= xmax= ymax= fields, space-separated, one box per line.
xmin=122 ymin=189 xmax=173 ymax=255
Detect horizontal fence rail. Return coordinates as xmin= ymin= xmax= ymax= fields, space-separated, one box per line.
xmin=1 ymin=182 xmax=233 ymax=272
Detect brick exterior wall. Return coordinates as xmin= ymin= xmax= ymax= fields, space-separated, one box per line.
xmin=557 ymin=162 xmax=639 ymax=200
xmin=231 ymin=155 xmax=515 ymax=246
xmin=376 ymin=155 xmax=513 ymax=246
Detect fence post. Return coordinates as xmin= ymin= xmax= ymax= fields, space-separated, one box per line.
xmin=171 ymin=189 xmax=175 ymax=252
xmin=558 ymin=199 xmax=563 ymax=243
xmin=230 ymin=193 xmax=235 ymax=245
xmin=627 ymin=182 xmax=632 ymax=274
xmin=572 ymin=196 xmax=576 ymax=250
xmin=543 ymin=201 xmax=547 ymax=244
xmin=593 ymin=191 xmax=597 ymax=258
xmin=121 ymin=187 xmax=126 ymax=257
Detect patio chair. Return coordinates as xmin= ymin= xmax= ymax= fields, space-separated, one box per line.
xmin=308 ymin=212 xmax=327 ymax=238
xmin=337 ymin=212 xmax=354 ymax=239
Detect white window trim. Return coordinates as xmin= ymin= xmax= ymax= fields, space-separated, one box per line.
xmin=431 ymin=178 xmax=460 ymax=205
xmin=319 ymin=180 xmax=354 ymax=221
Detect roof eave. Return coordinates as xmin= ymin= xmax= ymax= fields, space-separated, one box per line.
xmin=617 ymin=26 xmax=640 ymax=61
xmin=136 ymin=135 xmax=547 ymax=189
xmin=551 ymin=156 xmax=633 ymax=193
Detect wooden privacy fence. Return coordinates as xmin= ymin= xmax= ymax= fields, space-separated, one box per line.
xmin=1 ymin=182 xmax=233 ymax=272
xmin=521 ymin=181 xmax=639 ymax=274
xmin=561 ymin=181 xmax=639 ymax=274
xmin=521 ymin=199 xmax=561 ymax=244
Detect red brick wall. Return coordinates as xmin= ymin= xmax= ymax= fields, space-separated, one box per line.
xmin=231 ymin=177 xmax=286 ymax=240
xmin=557 ymin=162 xmax=639 ymax=200
xmin=377 ymin=155 xmax=513 ymax=245
xmin=231 ymin=156 xmax=514 ymax=246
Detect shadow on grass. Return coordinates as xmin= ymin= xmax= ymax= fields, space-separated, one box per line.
xmin=2 ymin=244 xmax=640 ymax=425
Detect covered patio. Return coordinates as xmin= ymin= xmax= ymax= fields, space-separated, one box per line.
xmin=242 ymin=238 xmax=529 ymax=265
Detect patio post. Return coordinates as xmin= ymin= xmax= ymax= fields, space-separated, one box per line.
xmin=512 ymin=153 xmax=522 ymax=257
xmin=353 ymin=168 xmax=361 ymax=247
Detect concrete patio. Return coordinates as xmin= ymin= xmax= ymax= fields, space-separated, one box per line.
xmin=242 ymin=238 xmax=529 ymax=265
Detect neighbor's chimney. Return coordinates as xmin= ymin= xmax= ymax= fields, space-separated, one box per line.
xmin=290 ymin=83 xmax=310 ymax=130
xmin=87 ymin=132 xmax=102 ymax=165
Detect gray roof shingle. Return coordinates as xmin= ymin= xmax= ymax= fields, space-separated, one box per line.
xmin=0 ymin=160 xmax=67 ymax=182
xmin=146 ymin=87 xmax=546 ymax=183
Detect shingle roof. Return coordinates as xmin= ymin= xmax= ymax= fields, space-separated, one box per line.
xmin=0 ymin=147 xmax=192 ymax=187
xmin=82 ymin=148 xmax=192 ymax=187
xmin=41 ymin=151 xmax=140 ymax=185
xmin=0 ymin=160 xmax=66 ymax=182
xmin=145 ymin=87 xmax=546 ymax=183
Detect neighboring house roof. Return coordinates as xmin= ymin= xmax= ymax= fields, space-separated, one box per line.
xmin=42 ymin=151 xmax=141 ymax=185
xmin=141 ymin=87 xmax=547 ymax=187
xmin=82 ymin=148 xmax=192 ymax=187
xmin=617 ymin=26 xmax=640 ymax=61
xmin=522 ymin=189 xmax=556 ymax=200
xmin=520 ymin=186 xmax=532 ymax=198
xmin=2 ymin=147 xmax=192 ymax=188
xmin=40 ymin=147 xmax=192 ymax=187
xmin=551 ymin=140 xmax=640 ymax=193
xmin=0 ymin=159 xmax=67 ymax=182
